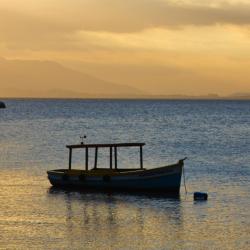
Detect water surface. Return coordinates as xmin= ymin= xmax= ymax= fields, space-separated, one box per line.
xmin=0 ymin=100 xmax=249 ymax=249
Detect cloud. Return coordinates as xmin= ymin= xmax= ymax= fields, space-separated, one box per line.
xmin=1 ymin=2 xmax=250 ymax=52
xmin=76 ymin=25 xmax=250 ymax=57
xmin=0 ymin=8 xmax=76 ymax=50
xmin=1 ymin=1 xmax=250 ymax=97
xmin=1 ymin=0 xmax=250 ymax=54
xmin=2 ymin=1 xmax=250 ymax=34
xmin=31 ymin=1 xmax=250 ymax=30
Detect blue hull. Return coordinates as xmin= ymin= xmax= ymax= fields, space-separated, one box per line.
xmin=47 ymin=161 xmax=184 ymax=193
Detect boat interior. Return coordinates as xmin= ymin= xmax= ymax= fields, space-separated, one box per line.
xmin=48 ymin=168 xmax=146 ymax=176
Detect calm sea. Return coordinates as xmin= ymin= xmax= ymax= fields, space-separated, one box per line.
xmin=0 ymin=99 xmax=249 ymax=249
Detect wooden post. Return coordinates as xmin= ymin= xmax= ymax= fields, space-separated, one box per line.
xmin=94 ymin=147 xmax=98 ymax=169
xmin=110 ymin=147 xmax=113 ymax=169
xmin=114 ymin=146 xmax=117 ymax=170
xmin=140 ymin=146 xmax=143 ymax=169
xmin=85 ymin=147 xmax=89 ymax=171
xmin=69 ymin=148 xmax=72 ymax=170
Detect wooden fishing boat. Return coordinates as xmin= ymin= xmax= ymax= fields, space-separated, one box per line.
xmin=47 ymin=142 xmax=186 ymax=193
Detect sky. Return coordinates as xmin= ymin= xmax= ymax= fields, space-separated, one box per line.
xmin=1 ymin=0 xmax=250 ymax=96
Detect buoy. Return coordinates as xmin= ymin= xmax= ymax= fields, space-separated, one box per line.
xmin=194 ymin=192 xmax=208 ymax=201
xmin=0 ymin=101 xmax=6 ymax=109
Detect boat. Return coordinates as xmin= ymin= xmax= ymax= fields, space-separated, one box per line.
xmin=0 ymin=101 xmax=6 ymax=109
xmin=47 ymin=142 xmax=187 ymax=193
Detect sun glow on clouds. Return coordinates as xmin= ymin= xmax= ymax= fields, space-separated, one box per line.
xmin=1 ymin=0 xmax=250 ymax=96
xmin=77 ymin=25 xmax=250 ymax=55
xmin=1 ymin=0 xmax=250 ymax=52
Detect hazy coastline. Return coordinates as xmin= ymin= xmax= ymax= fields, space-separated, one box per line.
xmin=1 ymin=94 xmax=250 ymax=100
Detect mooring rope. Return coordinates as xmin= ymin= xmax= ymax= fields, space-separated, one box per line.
xmin=183 ymin=164 xmax=188 ymax=194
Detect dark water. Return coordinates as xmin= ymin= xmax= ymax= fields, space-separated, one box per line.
xmin=0 ymin=99 xmax=249 ymax=249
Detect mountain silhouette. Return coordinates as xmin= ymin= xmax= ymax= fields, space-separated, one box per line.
xmin=0 ymin=58 xmax=143 ymax=98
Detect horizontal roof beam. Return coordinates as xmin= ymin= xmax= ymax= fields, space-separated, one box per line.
xmin=66 ymin=142 xmax=145 ymax=149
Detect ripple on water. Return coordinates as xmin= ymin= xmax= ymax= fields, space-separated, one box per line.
xmin=0 ymin=100 xmax=249 ymax=249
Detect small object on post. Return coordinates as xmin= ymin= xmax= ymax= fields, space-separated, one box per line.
xmin=80 ymin=135 xmax=87 ymax=145
xmin=194 ymin=192 xmax=208 ymax=201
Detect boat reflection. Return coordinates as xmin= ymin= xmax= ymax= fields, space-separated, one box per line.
xmin=47 ymin=187 xmax=184 ymax=249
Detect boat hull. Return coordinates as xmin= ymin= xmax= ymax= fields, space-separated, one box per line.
xmin=47 ymin=161 xmax=184 ymax=193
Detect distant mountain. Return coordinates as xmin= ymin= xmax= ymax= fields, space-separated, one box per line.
xmin=132 ymin=93 xmax=250 ymax=99
xmin=1 ymin=58 xmax=250 ymax=99
xmin=228 ymin=93 xmax=250 ymax=99
xmin=0 ymin=58 xmax=143 ymax=98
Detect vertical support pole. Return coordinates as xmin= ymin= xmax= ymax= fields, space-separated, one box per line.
xmin=69 ymin=148 xmax=72 ymax=170
xmin=114 ymin=146 xmax=117 ymax=170
xmin=110 ymin=147 xmax=113 ymax=169
xmin=85 ymin=147 xmax=89 ymax=171
xmin=140 ymin=146 xmax=143 ymax=169
xmin=94 ymin=147 xmax=98 ymax=169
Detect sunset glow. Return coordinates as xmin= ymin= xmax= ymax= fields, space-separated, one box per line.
xmin=1 ymin=0 xmax=250 ymax=97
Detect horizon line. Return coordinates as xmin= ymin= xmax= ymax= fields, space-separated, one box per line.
xmin=1 ymin=96 xmax=250 ymax=101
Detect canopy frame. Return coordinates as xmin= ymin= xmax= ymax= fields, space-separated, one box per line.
xmin=66 ymin=143 xmax=145 ymax=171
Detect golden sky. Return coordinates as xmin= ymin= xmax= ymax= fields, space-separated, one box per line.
xmin=1 ymin=0 xmax=250 ymax=96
